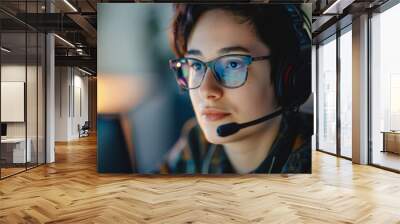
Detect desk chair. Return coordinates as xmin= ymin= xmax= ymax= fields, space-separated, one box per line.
xmin=78 ymin=121 xmax=90 ymax=138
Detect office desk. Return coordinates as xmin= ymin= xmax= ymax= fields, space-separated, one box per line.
xmin=1 ymin=138 xmax=31 ymax=163
xmin=381 ymin=131 xmax=400 ymax=154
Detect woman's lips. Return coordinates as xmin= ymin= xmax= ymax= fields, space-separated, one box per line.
xmin=201 ymin=109 xmax=231 ymax=122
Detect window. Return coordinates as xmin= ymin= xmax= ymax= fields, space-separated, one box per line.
xmin=339 ymin=28 xmax=352 ymax=158
xmin=318 ymin=36 xmax=337 ymax=154
xmin=371 ymin=2 xmax=400 ymax=171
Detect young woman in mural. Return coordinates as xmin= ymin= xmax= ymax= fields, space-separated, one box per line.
xmin=163 ymin=3 xmax=312 ymax=174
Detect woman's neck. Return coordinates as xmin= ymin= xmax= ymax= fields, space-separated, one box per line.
xmin=223 ymin=114 xmax=282 ymax=174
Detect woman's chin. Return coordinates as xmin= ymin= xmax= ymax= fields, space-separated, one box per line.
xmin=205 ymin=134 xmax=232 ymax=145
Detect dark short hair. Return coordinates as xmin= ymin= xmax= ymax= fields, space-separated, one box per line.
xmin=169 ymin=3 xmax=310 ymax=107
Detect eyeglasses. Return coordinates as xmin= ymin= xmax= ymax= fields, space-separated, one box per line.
xmin=169 ymin=54 xmax=271 ymax=89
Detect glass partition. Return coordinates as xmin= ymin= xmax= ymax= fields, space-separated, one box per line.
xmin=1 ymin=31 xmax=28 ymax=178
xmin=0 ymin=1 xmax=46 ymax=179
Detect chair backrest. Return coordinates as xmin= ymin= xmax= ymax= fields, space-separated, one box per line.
xmin=82 ymin=121 xmax=90 ymax=129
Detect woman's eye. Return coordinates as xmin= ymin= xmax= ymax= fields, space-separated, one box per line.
xmin=191 ymin=62 xmax=202 ymax=71
xmin=225 ymin=60 xmax=243 ymax=69
xmin=230 ymin=62 xmax=238 ymax=68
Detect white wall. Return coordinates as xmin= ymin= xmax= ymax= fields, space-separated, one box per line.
xmin=1 ymin=65 xmax=38 ymax=137
xmin=1 ymin=66 xmax=26 ymax=138
xmin=55 ymin=67 xmax=89 ymax=141
xmin=73 ymin=73 xmax=89 ymax=137
xmin=55 ymin=66 xmax=69 ymax=141
xmin=1 ymin=63 xmax=46 ymax=164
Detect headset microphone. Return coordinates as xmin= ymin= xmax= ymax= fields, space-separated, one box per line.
xmin=216 ymin=109 xmax=283 ymax=137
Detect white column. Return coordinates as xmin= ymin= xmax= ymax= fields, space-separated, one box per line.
xmin=45 ymin=0 xmax=55 ymax=163
xmin=46 ymin=33 xmax=55 ymax=163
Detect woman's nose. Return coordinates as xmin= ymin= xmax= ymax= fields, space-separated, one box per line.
xmin=199 ymin=68 xmax=223 ymax=101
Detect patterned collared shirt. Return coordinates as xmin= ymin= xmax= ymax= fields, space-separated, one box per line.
xmin=159 ymin=111 xmax=312 ymax=174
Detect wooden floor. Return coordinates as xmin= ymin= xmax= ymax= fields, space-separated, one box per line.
xmin=1 ymin=163 xmax=45 ymax=178
xmin=372 ymin=151 xmax=400 ymax=171
xmin=1 ymin=167 xmax=26 ymax=178
xmin=1 ymin=135 xmax=400 ymax=223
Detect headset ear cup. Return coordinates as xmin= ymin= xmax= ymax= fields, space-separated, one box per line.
xmin=278 ymin=64 xmax=295 ymax=108
xmin=275 ymin=5 xmax=311 ymax=109
xmin=275 ymin=52 xmax=311 ymax=109
xmin=297 ymin=51 xmax=312 ymax=106
xmin=287 ymin=51 xmax=311 ymax=108
xmin=274 ymin=57 xmax=287 ymax=106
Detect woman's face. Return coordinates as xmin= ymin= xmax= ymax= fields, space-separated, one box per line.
xmin=186 ymin=9 xmax=279 ymax=144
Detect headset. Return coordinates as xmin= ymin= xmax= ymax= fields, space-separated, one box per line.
xmin=217 ymin=4 xmax=312 ymax=137
xmin=274 ymin=4 xmax=311 ymax=110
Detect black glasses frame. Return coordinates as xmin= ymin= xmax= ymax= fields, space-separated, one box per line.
xmin=169 ymin=54 xmax=271 ymax=90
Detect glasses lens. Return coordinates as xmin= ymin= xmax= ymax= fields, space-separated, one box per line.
xmin=170 ymin=55 xmax=252 ymax=89
xmin=214 ymin=55 xmax=251 ymax=88
xmin=186 ymin=59 xmax=206 ymax=88
xmin=171 ymin=58 xmax=205 ymax=89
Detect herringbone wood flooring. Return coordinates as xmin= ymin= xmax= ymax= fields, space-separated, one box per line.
xmin=1 ymin=135 xmax=400 ymax=223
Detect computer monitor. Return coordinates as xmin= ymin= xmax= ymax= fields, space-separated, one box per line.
xmin=1 ymin=123 xmax=7 ymax=137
